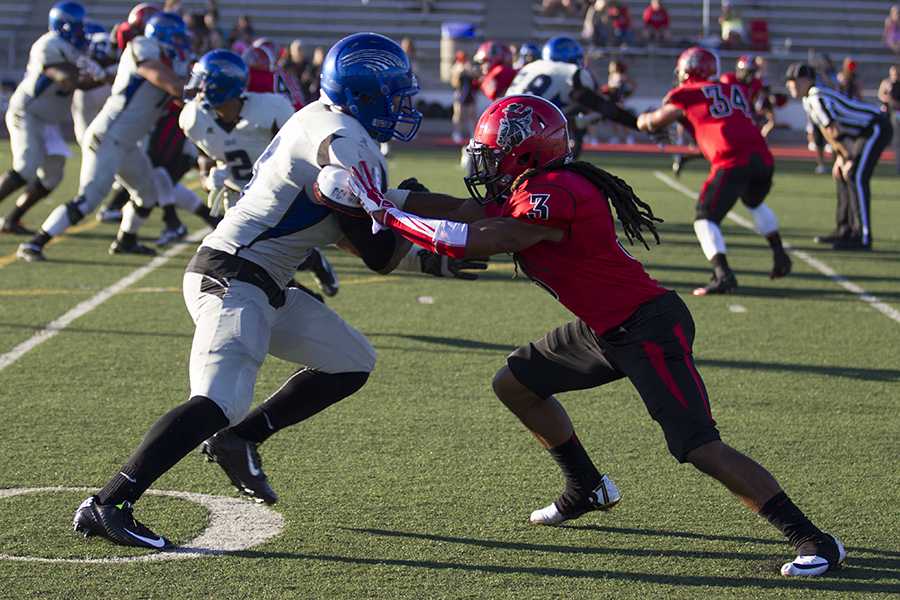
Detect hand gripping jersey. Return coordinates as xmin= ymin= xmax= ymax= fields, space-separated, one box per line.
xmin=200 ymin=100 xmax=386 ymax=287
xmin=506 ymin=59 xmax=596 ymax=109
xmin=90 ymin=36 xmax=173 ymax=145
xmin=8 ymin=32 xmax=83 ymax=123
xmin=664 ymin=80 xmax=772 ymax=168
xmin=502 ymin=169 xmax=666 ymax=335
xmin=180 ymin=92 xmax=295 ymax=186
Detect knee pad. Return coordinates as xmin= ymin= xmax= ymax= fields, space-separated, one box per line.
xmin=748 ymin=202 xmax=779 ymax=236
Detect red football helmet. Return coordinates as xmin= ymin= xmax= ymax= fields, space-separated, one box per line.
xmin=473 ymin=41 xmax=512 ymax=69
xmin=252 ymin=37 xmax=280 ymax=61
xmin=242 ymin=45 xmax=275 ymax=71
xmin=127 ymin=2 xmax=160 ymax=30
xmin=464 ymin=95 xmax=570 ymax=203
xmin=675 ymin=47 xmax=718 ymax=83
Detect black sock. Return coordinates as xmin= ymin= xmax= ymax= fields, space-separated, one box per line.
xmin=711 ymin=253 xmax=731 ymax=278
xmin=31 ymin=230 xmax=52 ymax=248
xmin=0 ymin=169 xmax=26 ymax=203
xmin=759 ymin=491 xmax=825 ymax=552
xmin=106 ymin=187 xmax=130 ymax=211
xmin=97 ymin=396 xmax=228 ymax=506
xmin=231 ymin=369 xmax=369 ymax=444
xmin=162 ymin=204 xmax=181 ymax=229
xmin=117 ymin=231 xmax=137 ymax=246
xmin=766 ymin=231 xmax=786 ymax=254
xmin=6 ymin=181 xmax=51 ymax=222
xmin=194 ymin=204 xmax=221 ymax=228
xmin=548 ymin=433 xmax=602 ymax=512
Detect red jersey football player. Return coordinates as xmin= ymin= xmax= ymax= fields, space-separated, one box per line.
xmin=330 ymin=94 xmax=844 ymax=578
xmin=721 ymin=54 xmax=777 ymax=137
xmin=638 ymin=47 xmax=790 ymax=295
xmin=114 ymin=2 xmax=159 ymax=51
xmin=473 ymin=41 xmax=516 ymax=101
xmin=242 ymin=44 xmax=304 ymax=110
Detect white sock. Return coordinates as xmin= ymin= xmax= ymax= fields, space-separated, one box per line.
xmin=693 ymin=219 xmax=727 ymax=260
xmin=119 ymin=202 xmax=145 ymax=235
xmin=173 ymin=183 xmax=202 ymax=212
xmin=41 ymin=204 xmax=71 ymax=237
xmin=748 ymin=202 xmax=779 ymax=236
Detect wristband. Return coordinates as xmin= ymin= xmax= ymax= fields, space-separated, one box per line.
xmin=384 ymin=188 xmax=410 ymax=210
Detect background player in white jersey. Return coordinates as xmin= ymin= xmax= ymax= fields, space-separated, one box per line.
xmin=0 ymin=3 xmax=97 ymax=235
xmin=71 ymin=33 xmax=436 ymax=547
xmin=507 ymin=36 xmax=644 ymax=158
xmin=17 ymin=11 xmax=191 ymax=262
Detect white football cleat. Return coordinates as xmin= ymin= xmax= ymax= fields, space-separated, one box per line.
xmin=781 ymin=534 xmax=846 ymax=577
xmin=529 ymin=474 xmax=621 ymax=525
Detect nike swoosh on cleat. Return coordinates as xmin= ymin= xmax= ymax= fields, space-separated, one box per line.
xmin=246 ymin=445 xmax=261 ymax=477
xmin=123 ymin=527 xmax=167 ymax=549
xmin=791 ymin=561 xmax=829 ymax=570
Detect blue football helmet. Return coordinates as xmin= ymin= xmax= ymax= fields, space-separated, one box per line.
xmin=519 ymin=43 xmax=540 ymax=65
xmin=185 ymin=50 xmax=248 ymax=107
xmin=144 ymin=12 xmax=190 ymax=59
xmin=49 ymin=2 xmax=88 ymax=51
xmin=542 ymin=36 xmax=584 ymax=66
xmin=320 ymin=32 xmax=422 ymax=143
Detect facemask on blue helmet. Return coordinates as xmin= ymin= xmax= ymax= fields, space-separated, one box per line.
xmin=320 ymin=32 xmax=422 ymax=143
xmin=542 ymin=36 xmax=584 ymax=66
xmin=185 ymin=49 xmax=249 ymax=108
xmin=49 ymin=1 xmax=88 ymax=51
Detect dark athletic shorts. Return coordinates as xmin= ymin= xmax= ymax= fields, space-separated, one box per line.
xmin=148 ymin=110 xmax=194 ymax=183
xmin=507 ymin=291 xmax=720 ymax=462
xmin=696 ymin=153 xmax=773 ymax=223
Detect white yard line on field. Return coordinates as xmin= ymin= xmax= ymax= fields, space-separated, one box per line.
xmin=653 ymin=171 xmax=900 ymax=325
xmin=0 ymin=230 xmax=207 ymax=373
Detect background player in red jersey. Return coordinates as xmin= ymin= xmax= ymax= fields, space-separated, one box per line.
xmin=638 ymin=47 xmax=791 ymax=296
xmin=473 ymin=41 xmax=516 ymax=101
xmin=243 ymin=40 xmax=305 ymax=110
xmin=322 ymin=94 xmax=844 ymax=578
xmin=721 ymin=55 xmax=778 ymax=137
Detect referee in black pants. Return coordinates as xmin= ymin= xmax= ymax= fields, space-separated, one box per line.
xmin=786 ymin=63 xmax=893 ymax=250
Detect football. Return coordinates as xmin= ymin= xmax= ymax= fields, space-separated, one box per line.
xmin=311 ymin=165 xmax=367 ymax=218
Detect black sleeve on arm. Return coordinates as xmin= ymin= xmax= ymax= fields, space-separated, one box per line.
xmin=569 ymin=76 xmax=639 ymax=130
xmin=335 ymin=211 xmax=401 ymax=273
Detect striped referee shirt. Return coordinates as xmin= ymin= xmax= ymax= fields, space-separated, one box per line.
xmin=803 ymin=85 xmax=882 ymax=137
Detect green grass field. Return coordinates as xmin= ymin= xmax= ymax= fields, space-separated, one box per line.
xmin=0 ymin=143 xmax=897 ymax=599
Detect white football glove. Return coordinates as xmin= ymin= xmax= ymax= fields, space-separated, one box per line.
xmin=76 ymin=55 xmax=105 ymax=82
xmin=205 ymin=166 xmax=231 ymax=192
xmin=206 ymin=186 xmax=240 ymax=218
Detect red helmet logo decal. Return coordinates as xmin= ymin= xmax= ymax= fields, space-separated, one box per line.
xmin=496 ymin=103 xmax=534 ymax=150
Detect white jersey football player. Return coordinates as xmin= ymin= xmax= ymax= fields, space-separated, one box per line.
xmin=72 ymin=24 xmax=118 ymax=145
xmin=18 ymin=11 xmax=191 ymax=262
xmin=0 ymin=2 xmax=96 ymax=235
xmin=71 ymin=33 xmax=431 ymax=548
xmin=507 ymin=55 xmax=596 ymax=110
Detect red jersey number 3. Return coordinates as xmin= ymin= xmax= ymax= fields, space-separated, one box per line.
xmin=527 ymin=193 xmax=551 ymax=220
xmin=701 ymin=84 xmax=751 ymax=119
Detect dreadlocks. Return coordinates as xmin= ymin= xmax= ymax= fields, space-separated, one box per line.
xmin=511 ymin=161 xmax=663 ymax=249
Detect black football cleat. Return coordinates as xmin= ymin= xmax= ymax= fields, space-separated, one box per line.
xmin=832 ymin=237 xmax=871 ymax=251
xmin=109 ymin=238 xmax=157 ymax=256
xmin=782 ymin=533 xmax=846 ymax=577
xmin=0 ymin=217 xmax=34 ymax=235
xmin=201 ymin=430 xmax=278 ymax=505
xmin=300 ymin=248 xmax=339 ymax=297
xmin=16 ymin=242 xmax=45 ymax=262
xmin=693 ymin=271 xmax=737 ymax=296
xmin=73 ymin=496 xmax=170 ymax=549
xmin=529 ymin=475 xmax=621 ymax=525
xmin=813 ymin=231 xmax=846 ymax=244
xmin=770 ymin=251 xmax=792 ymax=279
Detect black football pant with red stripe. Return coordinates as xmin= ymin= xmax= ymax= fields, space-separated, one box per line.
xmin=508 ymin=291 xmax=720 ymax=462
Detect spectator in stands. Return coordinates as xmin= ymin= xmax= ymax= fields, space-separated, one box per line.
xmin=884 ymin=5 xmax=900 ymax=55
xmin=719 ymin=1 xmax=746 ymax=49
xmin=602 ymin=59 xmax=636 ymax=144
xmin=878 ymin=64 xmax=900 ymax=172
xmin=302 ymin=46 xmax=326 ymax=101
xmin=838 ymin=57 xmax=862 ymax=100
xmin=642 ymin=0 xmax=670 ymax=46
xmin=450 ymin=50 xmax=478 ymax=144
xmin=164 ymin=0 xmax=181 ymax=11
xmin=204 ymin=10 xmax=225 ymax=49
xmin=185 ymin=12 xmax=211 ymax=56
xmin=228 ymin=14 xmax=255 ymax=53
xmin=542 ymin=0 xmax=580 ymax=17
xmin=582 ymin=1 xmax=609 ymax=48
xmin=401 ymin=37 xmax=419 ymax=74
xmin=606 ymin=0 xmax=634 ymax=47
xmin=283 ymin=39 xmax=308 ymax=88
